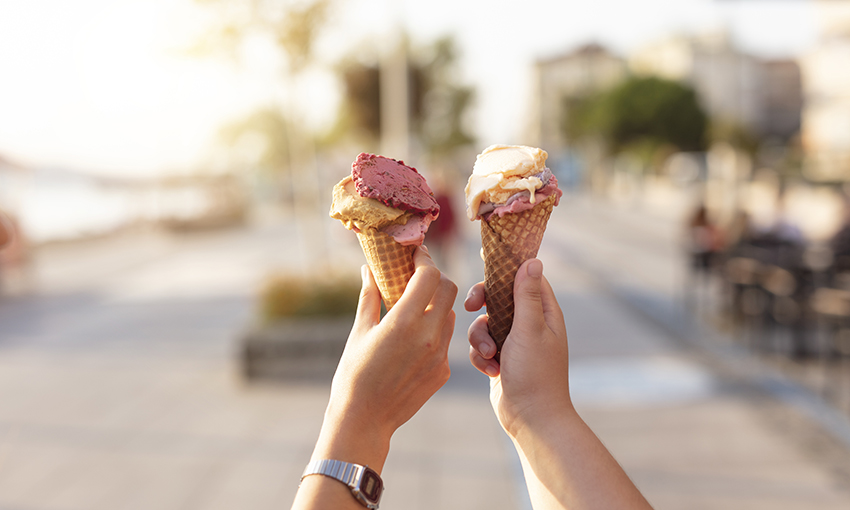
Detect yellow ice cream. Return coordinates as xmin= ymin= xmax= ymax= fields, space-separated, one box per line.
xmin=330 ymin=176 xmax=412 ymax=232
xmin=464 ymin=145 xmax=549 ymax=220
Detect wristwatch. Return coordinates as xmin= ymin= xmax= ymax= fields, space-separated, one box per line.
xmin=301 ymin=459 xmax=384 ymax=509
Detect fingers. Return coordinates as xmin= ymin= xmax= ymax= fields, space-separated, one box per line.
xmin=512 ymin=259 xmax=546 ymax=336
xmin=464 ymin=282 xmax=485 ymax=312
xmin=540 ymin=276 xmax=567 ymax=337
xmin=394 ymin=246 xmax=442 ymax=314
xmin=352 ymin=264 xmax=382 ymax=335
xmin=425 ymin=273 xmax=458 ymax=324
xmin=439 ymin=310 xmax=456 ymax=355
xmin=468 ymin=314 xmax=500 ymax=376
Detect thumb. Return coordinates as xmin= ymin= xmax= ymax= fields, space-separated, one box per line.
xmin=353 ymin=264 xmax=381 ymax=333
xmin=511 ymin=259 xmax=545 ymax=337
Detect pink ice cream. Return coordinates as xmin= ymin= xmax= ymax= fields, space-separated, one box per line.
xmin=352 ymin=153 xmax=440 ymax=217
xmin=476 ymin=169 xmax=562 ymax=220
xmin=330 ymin=153 xmax=440 ymax=246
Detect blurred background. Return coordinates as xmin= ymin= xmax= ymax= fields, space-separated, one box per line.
xmin=3 ymin=0 xmax=850 ymax=508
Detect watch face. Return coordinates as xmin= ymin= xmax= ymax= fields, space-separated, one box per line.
xmin=360 ymin=468 xmax=383 ymax=501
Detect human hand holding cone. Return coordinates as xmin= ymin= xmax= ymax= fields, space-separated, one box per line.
xmin=481 ymin=193 xmax=557 ymax=350
xmin=331 ymin=153 xmax=439 ymax=310
xmin=356 ymin=229 xmax=416 ymax=310
xmin=466 ymin=145 xmax=562 ymax=356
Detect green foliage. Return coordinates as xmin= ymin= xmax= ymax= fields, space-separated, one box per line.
xmin=332 ymin=36 xmax=476 ymax=155
xmin=571 ymin=76 xmax=708 ymax=153
xmin=219 ymin=107 xmax=290 ymax=172
xmin=192 ymin=0 xmax=329 ymax=73
xmin=274 ymin=0 xmax=329 ymax=73
xmin=260 ymin=274 xmax=360 ymax=322
xmin=417 ymin=37 xmax=476 ymax=156
xmin=710 ymin=120 xmax=760 ymax=156
xmin=338 ymin=64 xmax=382 ymax=141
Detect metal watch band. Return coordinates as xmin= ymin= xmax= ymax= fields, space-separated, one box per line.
xmin=301 ymin=459 xmax=382 ymax=509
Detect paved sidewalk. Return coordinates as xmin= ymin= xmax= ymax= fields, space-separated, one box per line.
xmin=0 ymin=197 xmax=849 ymax=509
xmin=545 ymin=194 xmax=850 ymax=509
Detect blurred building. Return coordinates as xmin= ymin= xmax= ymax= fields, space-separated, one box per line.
xmin=530 ymin=33 xmax=802 ymax=162
xmin=800 ymin=1 xmax=850 ymax=182
xmin=761 ymin=60 xmax=804 ymax=143
xmin=629 ymin=30 xmax=801 ymax=142
xmin=529 ymin=43 xmax=627 ymax=152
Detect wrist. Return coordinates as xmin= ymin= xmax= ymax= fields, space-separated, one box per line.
xmin=312 ymin=400 xmax=392 ymax=474
xmin=511 ymin=402 xmax=580 ymax=450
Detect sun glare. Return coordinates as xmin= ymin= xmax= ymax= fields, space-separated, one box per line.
xmin=0 ymin=0 xmax=280 ymax=176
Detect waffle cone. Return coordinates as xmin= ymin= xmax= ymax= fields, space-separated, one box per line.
xmin=356 ymin=229 xmax=416 ymax=310
xmin=481 ymin=193 xmax=557 ymax=356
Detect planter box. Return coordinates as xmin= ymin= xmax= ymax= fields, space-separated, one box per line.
xmin=239 ymin=317 xmax=354 ymax=382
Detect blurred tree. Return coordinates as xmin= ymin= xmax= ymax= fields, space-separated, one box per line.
xmin=569 ymin=76 xmax=708 ymax=172
xmin=274 ymin=0 xmax=328 ymax=74
xmin=710 ymin=120 xmax=760 ymax=157
xmin=194 ymin=0 xmax=331 ymax=265
xmin=333 ymin=64 xmax=381 ymax=144
xmin=219 ymin=107 xmax=290 ymax=172
xmin=330 ymin=36 xmax=475 ymax=157
xmin=194 ymin=0 xmax=330 ymax=175
xmin=417 ymin=37 xmax=476 ymax=156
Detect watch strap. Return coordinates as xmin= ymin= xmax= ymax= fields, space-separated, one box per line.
xmin=301 ymin=459 xmax=382 ymax=509
xmin=302 ymin=459 xmax=363 ymax=488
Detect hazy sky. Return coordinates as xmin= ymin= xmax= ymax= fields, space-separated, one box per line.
xmin=0 ymin=0 xmax=818 ymax=177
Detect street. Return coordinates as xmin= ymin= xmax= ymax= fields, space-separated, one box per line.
xmin=1 ymin=195 xmax=849 ymax=509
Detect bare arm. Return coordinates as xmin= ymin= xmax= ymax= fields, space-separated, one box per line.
xmin=465 ymin=259 xmax=652 ymax=510
xmin=292 ymin=246 xmax=458 ymax=509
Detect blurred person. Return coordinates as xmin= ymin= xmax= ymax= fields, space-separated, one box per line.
xmin=684 ymin=202 xmax=723 ymax=274
xmin=768 ymin=192 xmax=805 ymax=247
xmin=0 ymin=210 xmax=11 ymax=249
xmin=724 ymin=210 xmax=756 ymax=256
xmin=0 ymin=210 xmax=27 ymax=291
xmin=749 ymin=191 xmax=806 ymax=270
xmin=683 ymin=202 xmax=724 ymax=309
xmin=292 ymin=250 xmax=652 ymax=510
xmin=829 ymin=194 xmax=850 ymax=274
xmin=424 ymin=175 xmax=458 ymax=274
xmin=0 ymin=211 xmax=29 ymax=272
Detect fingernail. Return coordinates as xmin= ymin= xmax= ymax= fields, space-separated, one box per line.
xmin=479 ymin=342 xmax=492 ymax=358
xmin=361 ymin=264 xmax=369 ymax=282
xmin=527 ymin=259 xmax=543 ymax=278
xmin=421 ymin=245 xmax=430 ymax=253
xmin=465 ymin=286 xmax=476 ymax=303
xmin=485 ymin=364 xmax=499 ymax=377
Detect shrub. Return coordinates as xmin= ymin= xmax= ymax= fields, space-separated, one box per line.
xmin=260 ymin=273 xmax=360 ymax=322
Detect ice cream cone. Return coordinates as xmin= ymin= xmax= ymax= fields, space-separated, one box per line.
xmin=356 ymin=229 xmax=416 ymax=310
xmin=481 ymin=193 xmax=558 ymax=356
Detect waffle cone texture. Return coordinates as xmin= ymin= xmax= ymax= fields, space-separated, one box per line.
xmin=356 ymin=229 xmax=416 ymax=311
xmin=481 ymin=193 xmax=557 ymax=355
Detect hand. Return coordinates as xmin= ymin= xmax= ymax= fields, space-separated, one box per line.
xmin=464 ymin=259 xmax=572 ymax=439
xmin=293 ymin=246 xmax=457 ymax=510
xmin=465 ymin=260 xmax=653 ymax=510
xmin=316 ymin=246 xmax=458 ymax=469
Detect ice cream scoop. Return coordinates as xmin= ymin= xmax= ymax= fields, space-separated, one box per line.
xmin=465 ymin=144 xmax=561 ymax=220
xmin=464 ymin=144 xmax=562 ymax=358
xmin=331 ymin=153 xmax=440 ymax=309
xmin=331 ymin=153 xmax=439 ymax=246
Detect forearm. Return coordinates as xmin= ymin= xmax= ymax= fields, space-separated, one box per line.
xmin=513 ymin=409 xmax=652 ymax=510
xmin=291 ymin=402 xmax=392 ymax=510
xmin=513 ymin=436 xmax=564 ymax=510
